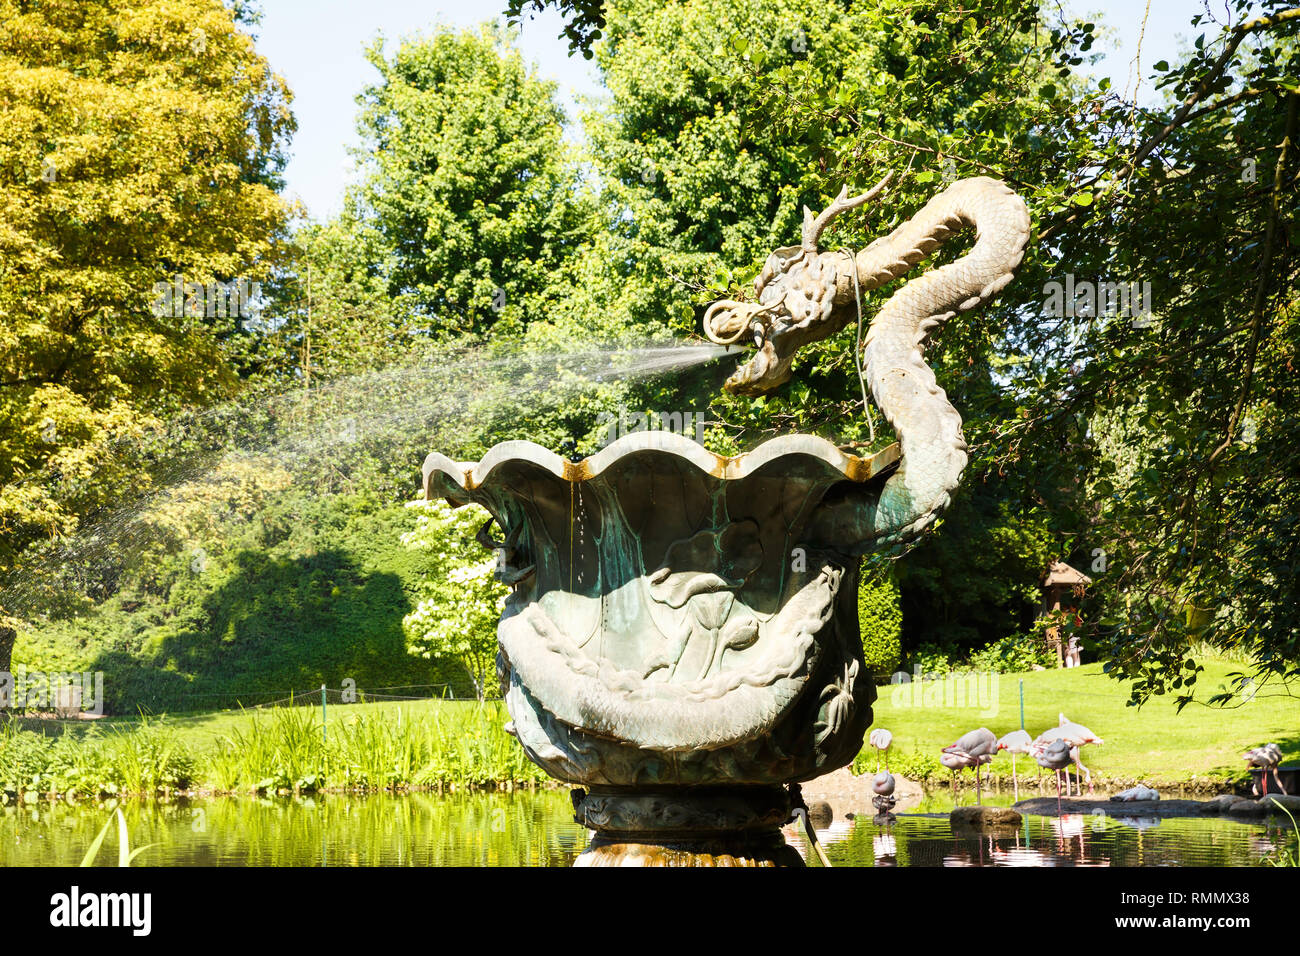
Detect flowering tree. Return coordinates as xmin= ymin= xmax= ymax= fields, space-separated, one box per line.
xmin=400 ymin=499 xmax=507 ymax=700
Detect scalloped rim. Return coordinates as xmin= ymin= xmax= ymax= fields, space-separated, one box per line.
xmin=423 ymin=431 xmax=899 ymax=497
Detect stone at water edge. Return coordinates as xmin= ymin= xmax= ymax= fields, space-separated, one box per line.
xmin=807 ymin=800 xmax=834 ymax=829
xmin=1226 ymin=798 xmax=1272 ymax=816
xmin=1261 ymin=794 xmax=1300 ymax=815
xmin=950 ymin=805 xmax=1022 ymax=827
xmin=1202 ymin=794 xmax=1253 ymax=813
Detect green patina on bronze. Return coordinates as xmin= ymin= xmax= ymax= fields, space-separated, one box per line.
xmin=423 ymin=176 xmax=1032 ymax=862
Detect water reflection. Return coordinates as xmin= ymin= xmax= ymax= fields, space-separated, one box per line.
xmin=0 ymin=792 xmax=1292 ymax=867
xmin=811 ymin=813 xmax=1292 ymax=867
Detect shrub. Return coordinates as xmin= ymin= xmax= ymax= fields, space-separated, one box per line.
xmin=968 ymin=632 xmax=1057 ymax=673
xmin=858 ymin=561 xmax=902 ymax=676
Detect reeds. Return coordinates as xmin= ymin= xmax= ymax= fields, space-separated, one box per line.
xmin=0 ymin=701 xmax=546 ymax=799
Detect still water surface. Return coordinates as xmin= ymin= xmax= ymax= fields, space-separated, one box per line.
xmin=0 ymin=792 xmax=1292 ymax=867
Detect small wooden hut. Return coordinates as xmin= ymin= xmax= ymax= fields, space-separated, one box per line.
xmin=1041 ymin=561 xmax=1092 ymax=667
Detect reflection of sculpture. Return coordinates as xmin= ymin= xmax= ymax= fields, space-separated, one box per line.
xmin=424 ymin=175 xmax=1031 ymax=866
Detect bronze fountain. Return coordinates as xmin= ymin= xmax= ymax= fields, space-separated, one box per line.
xmin=423 ymin=174 xmax=1030 ymax=865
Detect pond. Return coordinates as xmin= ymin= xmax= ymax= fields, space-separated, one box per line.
xmin=0 ymin=792 xmax=1292 ymax=867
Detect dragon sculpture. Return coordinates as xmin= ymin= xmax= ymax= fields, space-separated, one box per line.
xmin=704 ymin=173 xmax=1031 ymax=551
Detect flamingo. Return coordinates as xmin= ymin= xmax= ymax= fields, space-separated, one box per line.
xmin=944 ymin=728 xmax=998 ymax=804
xmin=871 ymin=770 xmax=897 ymax=818
xmin=1032 ymin=737 xmax=1073 ymax=811
xmin=997 ymin=729 xmax=1033 ymax=802
xmin=1035 ymin=714 xmax=1104 ymax=794
xmin=940 ymin=749 xmax=979 ymax=797
xmin=1244 ymin=743 xmax=1287 ymax=796
xmin=869 ymin=728 xmax=893 ymax=772
xmin=1111 ymin=784 xmax=1159 ymax=802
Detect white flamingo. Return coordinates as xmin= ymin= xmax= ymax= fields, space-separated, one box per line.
xmin=1244 ymin=743 xmax=1287 ymax=796
xmin=869 ymin=728 xmax=893 ymax=772
xmin=1035 ymin=714 xmax=1104 ymax=794
xmin=1032 ymin=737 xmax=1073 ymax=811
xmin=944 ymin=728 xmax=998 ymax=805
xmin=997 ymin=729 xmax=1033 ymax=801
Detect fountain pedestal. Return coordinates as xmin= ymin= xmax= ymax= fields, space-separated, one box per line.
xmin=571 ymin=785 xmax=801 ymax=866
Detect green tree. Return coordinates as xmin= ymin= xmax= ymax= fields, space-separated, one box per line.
xmin=352 ymin=25 xmax=594 ymax=335
xmin=400 ymin=499 xmax=508 ymax=700
xmin=858 ymin=560 xmax=903 ymax=676
xmin=0 ymin=0 xmax=295 ymax=582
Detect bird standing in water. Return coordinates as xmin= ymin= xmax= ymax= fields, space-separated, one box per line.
xmin=1035 ymin=714 xmax=1104 ymax=795
xmin=997 ymin=729 xmax=1033 ymax=802
xmin=943 ymin=728 xmax=998 ymax=805
xmin=1033 ymin=737 xmax=1073 ymax=812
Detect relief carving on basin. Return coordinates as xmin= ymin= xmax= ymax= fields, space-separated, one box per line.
xmin=423 ymin=433 xmax=899 ymax=788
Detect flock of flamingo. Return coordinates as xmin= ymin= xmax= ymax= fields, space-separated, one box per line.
xmin=865 ymin=720 xmax=1290 ymax=809
xmin=866 ymin=716 xmax=1104 ymax=807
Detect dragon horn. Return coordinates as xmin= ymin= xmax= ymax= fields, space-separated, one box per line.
xmin=801 ymin=172 xmax=893 ymax=253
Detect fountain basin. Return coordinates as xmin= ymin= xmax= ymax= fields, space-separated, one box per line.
xmin=423 ymin=433 xmax=897 ymax=847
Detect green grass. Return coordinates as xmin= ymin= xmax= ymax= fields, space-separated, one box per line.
xmin=5 ymin=657 xmax=1297 ymax=798
xmin=1 ymin=699 xmax=547 ymax=797
xmin=863 ymin=658 xmax=1300 ymax=789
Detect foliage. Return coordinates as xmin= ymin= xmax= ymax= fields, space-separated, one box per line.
xmin=968 ymin=633 xmax=1058 ymax=674
xmin=504 ymin=0 xmax=607 ymax=58
xmin=12 ymin=495 xmax=463 ymax=713
xmin=858 ymin=560 xmax=902 ymax=675
xmin=1 ymin=699 xmax=546 ymax=796
xmin=400 ymin=500 xmax=508 ymax=701
xmin=352 ymin=25 xmax=595 ymax=335
xmin=0 ymin=717 xmax=194 ymax=796
xmin=80 ymin=808 xmax=154 ymax=867
xmin=0 ymin=0 xmax=295 ymax=580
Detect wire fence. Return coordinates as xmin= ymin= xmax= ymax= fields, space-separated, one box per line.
xmin=2 ymin=680 xmax=497 ymax=724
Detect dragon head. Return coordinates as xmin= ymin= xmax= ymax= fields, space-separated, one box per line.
xmin=704 ymin=174 xmax=892 ymax=395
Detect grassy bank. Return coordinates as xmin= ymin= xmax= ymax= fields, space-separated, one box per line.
xmin=859 ymin=658 xmax=1300 ymax=791
xmin=4 ymin=656 xmax=1295 ymax=800
xmin=0 ymin=699 xmax=547 ymax=799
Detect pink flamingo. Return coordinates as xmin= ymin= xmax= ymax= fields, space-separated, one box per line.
xmin=997 ymin=730 xmax=1033 ymax=801
xmin=1034 ymin=714 xmax=1104 ymax=794
xmin=1032 ymin=737 xmax=1073 ymax=811
xmin=1245 ymin=743 xmax=1286 ymax=796
xmin=944 ymin=728 xmax=998 ymax=804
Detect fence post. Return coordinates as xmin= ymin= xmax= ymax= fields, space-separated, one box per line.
xmin=321 ymin=684 xmax=327 ymax=744
xmin=1019 ymin=679 xmax=1025 ymax=730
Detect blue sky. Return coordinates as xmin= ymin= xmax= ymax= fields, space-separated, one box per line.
xmin=255 ymin=1 xmax=1207 ymax=219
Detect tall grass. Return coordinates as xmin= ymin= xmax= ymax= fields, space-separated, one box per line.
xmin=0 ymin=702 xmax=545 ymax=798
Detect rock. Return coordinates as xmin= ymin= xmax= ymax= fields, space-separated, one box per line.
xmin=1202 ymin=794 xmax=1251 ymax=814
xmin=806 ymin=800 xmax=833 ymax=829
xmin=1015 ymin=797 xmax=1206 ymax=818
xmin=950 ymin=805 xmax=1022 ymax=828
xmin=1227 ymin=798 xmax=1271 ymax=816
xmin=1261 ymin=794 xmax=1300 ymax=816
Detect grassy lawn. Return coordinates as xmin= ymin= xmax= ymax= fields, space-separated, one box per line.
xmin=870 ymin=658 xmax=1300 ymax=789
xmin=9 ymin=657 xmax=1297 ymax=793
